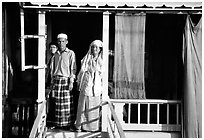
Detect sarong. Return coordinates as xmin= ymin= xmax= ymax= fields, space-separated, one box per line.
xmin=52 ymin=76 xmax=74 ymax=127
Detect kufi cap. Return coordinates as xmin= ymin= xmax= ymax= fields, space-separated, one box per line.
xmin=57 ymin=33 xmax=68 ymax=39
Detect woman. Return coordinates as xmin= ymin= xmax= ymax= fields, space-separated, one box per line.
xmin=74 ymin=40 xmax=103 ymax=132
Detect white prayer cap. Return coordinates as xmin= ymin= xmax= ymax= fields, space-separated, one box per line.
xmin=90 ymin=40 xmax=103 ymax=48
xmin=57 ymin=33 xmax=68 ymax=39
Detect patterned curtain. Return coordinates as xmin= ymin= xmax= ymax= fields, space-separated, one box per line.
xmin=113 ymin=13 xmax=146 ymax=99
xmin=183 ymin=15 xmax=202 ymax=138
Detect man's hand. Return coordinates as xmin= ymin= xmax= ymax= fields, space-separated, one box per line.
xmin=68 ymin=82 xmax=74 ymax=91
xmin=76 ymin=84 xmax=80 ymax=91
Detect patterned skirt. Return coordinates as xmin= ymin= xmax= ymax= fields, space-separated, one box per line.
xmin=51 ymin=76 xmax=74 ymax=127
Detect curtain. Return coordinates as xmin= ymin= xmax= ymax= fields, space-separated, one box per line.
xmin=113 ymin=13 xmax=146 ymax=99
xmin=183 ymin=15 xmax=202 ymax=138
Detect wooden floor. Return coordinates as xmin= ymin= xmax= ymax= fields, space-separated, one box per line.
xmin=46 ymin=128 xmax=181 ymax=138
xmin=46 ymin=128 xmax=102 ymax=138
xmin=124 ymin=131 xmax=181 ymax=138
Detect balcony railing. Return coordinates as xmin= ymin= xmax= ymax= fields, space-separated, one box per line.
xmin=28 ymin=98 xmax=182 ymax=138
xmin=111 ymin=99 xmax=182 ymax=132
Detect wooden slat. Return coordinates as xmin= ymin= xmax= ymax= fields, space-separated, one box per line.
xmin=176 ymin=104 xmax=179 ymax=124
xmin=110 ymin=99 xmax=181 ymax=104
xmin=107 ymin=101 xmax=126 ymax=138
xmin=122 ymin=124 xmax=181 ymax=131
xmin=167 ymin=104 xmax=169 ymax=124
xmin=147 ymin=103 xmax=150 ymax=124
xmin=107 ymin=117 xmax=116 ymax=138
xmin=23 ymin=106 xmax=28 ymax=136
xmin=138 ymin=103 xmax=140 ymax=124
xmin=20 ymin=9 xmax=25 ymax=71
xmin=128 ymin=103 xmax=131 ymax=124
xmin=157 ymin=104 xmax=160 ymax=124
xmin=29 ymin=100 xmax=46 ymax=138
xmin=19 ymin=105 xmax=23 ymax=136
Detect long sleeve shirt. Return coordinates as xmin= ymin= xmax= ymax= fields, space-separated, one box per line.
xmin=45 ymin=54 xmax=54 ymax=88
xmin=51 ymin=48 xmax=76 ymax=82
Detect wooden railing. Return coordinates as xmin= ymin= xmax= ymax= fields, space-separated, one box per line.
xmin=102 ymin=100 xmax=126 ymax=138
xmin=3 ymin=98 xmax=37 ymax=138
xmin=110 ymin=99 xmax=182 ymax=132
xmin=28 ymin=99 xmax=181 ymax=138
xmin=29 ymin=100 xmax=47 ymax=138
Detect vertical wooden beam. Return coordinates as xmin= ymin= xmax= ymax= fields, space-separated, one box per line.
xmin=167 ymin=104 xmax=169 ymax=124
xmin=102 ymin=11 xmax=109 ymax=100
xmin=157 ymin=104 xmax=160 ymax=124
xmin=181 ymin=101 xmax=184 ymax=137
xmin=46 ymin=13 xmax=52 ymax=63
xmin=20 ymin=9 xmax=25 ymax=71
xmin=138 ymin=103 xmax=140 ymax=124
xmin=128 ymin=103 xmax=131 ymax=124
xmin=176 ymin=104 xmax=179 ymax=124
xmin=37 ymin=10 xmax=46 ymax=112
xmin=147 ymin=103 xmax=150 ymax=124
xmin=114 ymin=103 xmax=125 ymax=124
xmin=101 ymin=11 xmax=110 ymax=133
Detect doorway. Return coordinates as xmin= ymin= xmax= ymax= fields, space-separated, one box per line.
xmin=46 ymin=12 xmax=103 ymax=72
xmin=45 ymin=12 xmax=103 ymax=119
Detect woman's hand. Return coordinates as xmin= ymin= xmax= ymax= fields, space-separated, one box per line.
xmin=68 ymin=82 xmax=74 ymax=91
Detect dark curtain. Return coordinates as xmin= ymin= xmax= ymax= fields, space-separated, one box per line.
xmin=113 ymin=13 xmax=146 ymax=99
xmin=145 ymin=14 xmax=185 ymax=100
xmin=183 ymin=15 xmax=202 ymax=138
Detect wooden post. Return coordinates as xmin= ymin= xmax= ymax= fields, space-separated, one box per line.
xmin=37 ymin=10 xmax=46 ymax=112
xmin=20 ymin=9 xmax=25 ymax=71
xmin=114 ymin=103 xmax=125 ymax=124
xmin=101 ymin=11 xmax=110 ymax=134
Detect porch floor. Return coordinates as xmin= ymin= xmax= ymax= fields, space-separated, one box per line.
xmin=45 ymin=128 xmax=181 ymax=138
xmin=124 ymin=130 xmax=181 ymax=138
xmin=45 ymin=128 xmax=102 ymax=138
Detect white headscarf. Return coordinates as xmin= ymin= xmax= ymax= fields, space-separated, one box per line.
xmin=77 ymin=40 xmax=103 ymax=91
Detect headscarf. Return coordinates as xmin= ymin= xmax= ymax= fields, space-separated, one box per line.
xmin=77 ymin=40 xmax=103 ymax=91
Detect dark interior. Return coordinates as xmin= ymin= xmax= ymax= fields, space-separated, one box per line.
xmin=46 ymin=12 xmax=103 ymax=74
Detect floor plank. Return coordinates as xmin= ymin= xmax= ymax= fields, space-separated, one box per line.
xmin=46 ymin=128 xmax=101 ymax=138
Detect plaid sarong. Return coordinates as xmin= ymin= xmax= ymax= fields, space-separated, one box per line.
xmin=51 ymin=76 xmax=74 ymax=127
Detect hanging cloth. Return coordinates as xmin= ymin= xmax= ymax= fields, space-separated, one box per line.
xmin=113 ymin=13 xmax=146 ymax=99
xmin=182 ymin=15 xmax=202 ymax=138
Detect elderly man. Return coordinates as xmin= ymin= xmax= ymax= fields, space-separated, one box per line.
xmin=50 ymin=33 xmax=77 ymax=130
